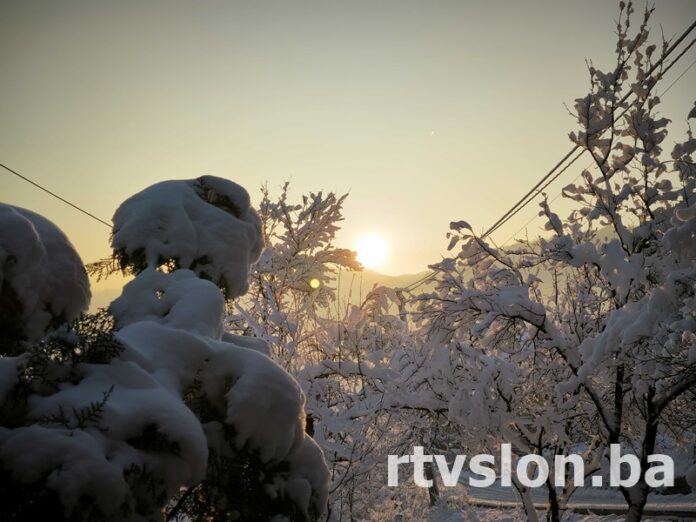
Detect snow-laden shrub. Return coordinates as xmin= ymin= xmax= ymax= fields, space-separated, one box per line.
xmin=110 ymin=269 xmax=329 ymax=520
xmin=111 ymin=176 xmax=263 ymax=298
xmin=0 ymin=311 xmax=134 ymax=520
xmin=0 ymin=178 xmax=328 ymax=521
xmin=0 ymin=204 xmax=90 ymax=353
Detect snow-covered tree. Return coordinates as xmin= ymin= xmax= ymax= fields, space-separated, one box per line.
xmin=0 ymin=177 xmax=329 ymax=521
xmin=229 ymin=185 xmax=442 ymax=519
xmin=416 ymin=4 xmax=696 ymax=521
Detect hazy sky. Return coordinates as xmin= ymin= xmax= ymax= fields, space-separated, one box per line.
xmin=2 ymin=0 xmax=695 ymax=278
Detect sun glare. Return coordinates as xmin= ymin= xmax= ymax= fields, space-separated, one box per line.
xmin=356 ymin=234 xmax=389 ymax=271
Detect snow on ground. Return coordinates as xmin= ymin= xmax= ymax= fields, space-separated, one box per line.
xmin=429 ymin=504 xmax=692 ymax=522
xmin=458 ymin=475 xmax=696 ymax=520
xmin=424 ymin=484 xmax=696 ymax=522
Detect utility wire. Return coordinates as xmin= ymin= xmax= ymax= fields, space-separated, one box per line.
xmin=1 ymin=162 xmax=112 ymax=228
xmin=403 ymin=271 xmax=436 ymax=291
xmin=503 ymin=50 xmax=696 ymax=244
xmin=481 ymin=19 xmax=696 ymax=240
xmin=499 ymin=46 xmax=696 ymax=246
xmin=3 ymin=22 xmax=695 ymax=294
xmin=501 ymin=168 xmax=589 ymax=247
xmin=660 ymin=55 xmax=696 ymax=97
xmin=405 ymin=20 xmax=696 ymax=294
xmin=495 ymin=148 xmax=588 ymax=245
xmin=481 ymin=145 xmax=581 ymax=239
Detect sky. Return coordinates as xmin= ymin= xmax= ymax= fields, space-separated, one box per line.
xmin=1 ymin=0 xmax=695 ymax=280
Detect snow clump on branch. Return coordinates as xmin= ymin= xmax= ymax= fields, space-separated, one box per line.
xmin=0 ymin=204 xmax=90 ymax=350
xmin=112 ymin=176 xmax=263 ymax=298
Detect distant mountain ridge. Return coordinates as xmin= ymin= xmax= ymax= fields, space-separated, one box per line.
xmin=331 ymin=269 xmax=433 ymax=307
xmin=89 ymin=268 xmax=433 ymax=312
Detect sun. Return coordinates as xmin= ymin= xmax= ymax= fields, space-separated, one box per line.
xmin=356 ymin=234 xmax=389 ymax=271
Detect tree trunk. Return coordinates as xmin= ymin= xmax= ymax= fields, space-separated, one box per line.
xmin=424 ymin=459 xmax=439 ymax=506
xmin=545 ymin=479 xmax=561 ymax=522
xmin=624 ymin=394 xmax=659 ymax=522
xmin=513 ymin=476 xmax=539 ymax=522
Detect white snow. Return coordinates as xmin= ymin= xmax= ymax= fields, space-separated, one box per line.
xmin=0 ymin=355 xmax=27 ymax=403
xmin=109 ymin=267 xmax=226 ymax=339
xmin=110 ymin=268 xmax=328 ymax=515
xmin=281 ymin=436 xmax=330 ymax=520
xmin=0 ymin=179 xmax=328 ymax=520
xmin=0 ymin=266 xmax=328 ymax=519
xmin=111 ymin=176 xmax=263 ymax=298
xmin=0 ymin=204 xmax=90 ymax=341
xmin=0 ymin=426 xmax=128 ymax=517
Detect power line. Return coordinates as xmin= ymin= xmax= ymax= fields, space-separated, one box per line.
xmin=494 ymin=149 xmax=588 ymax=244
xmin=403 ymin=271 xmax=436 ymax=291
xmin=405 ymin=20 xmax=696 ymax=294
xmin=481 ymin=19 xmax=696 ymax=240
xmin=501 ymin=167 xmax=589 ymax=247
xmin=655 ymin=36 xmax=696 ymax=95
xmin=660 ymin=55 xmax=696 ymax=97
xmin=498 ymin=44 xmax=696 ymax=246
xmin=3 ymin=22 xmax=694 ymax=295
xmin=1 ymin=162 xmax=112 ymax=228
xmin=481 ymin=145 xmax=581 ymax=239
